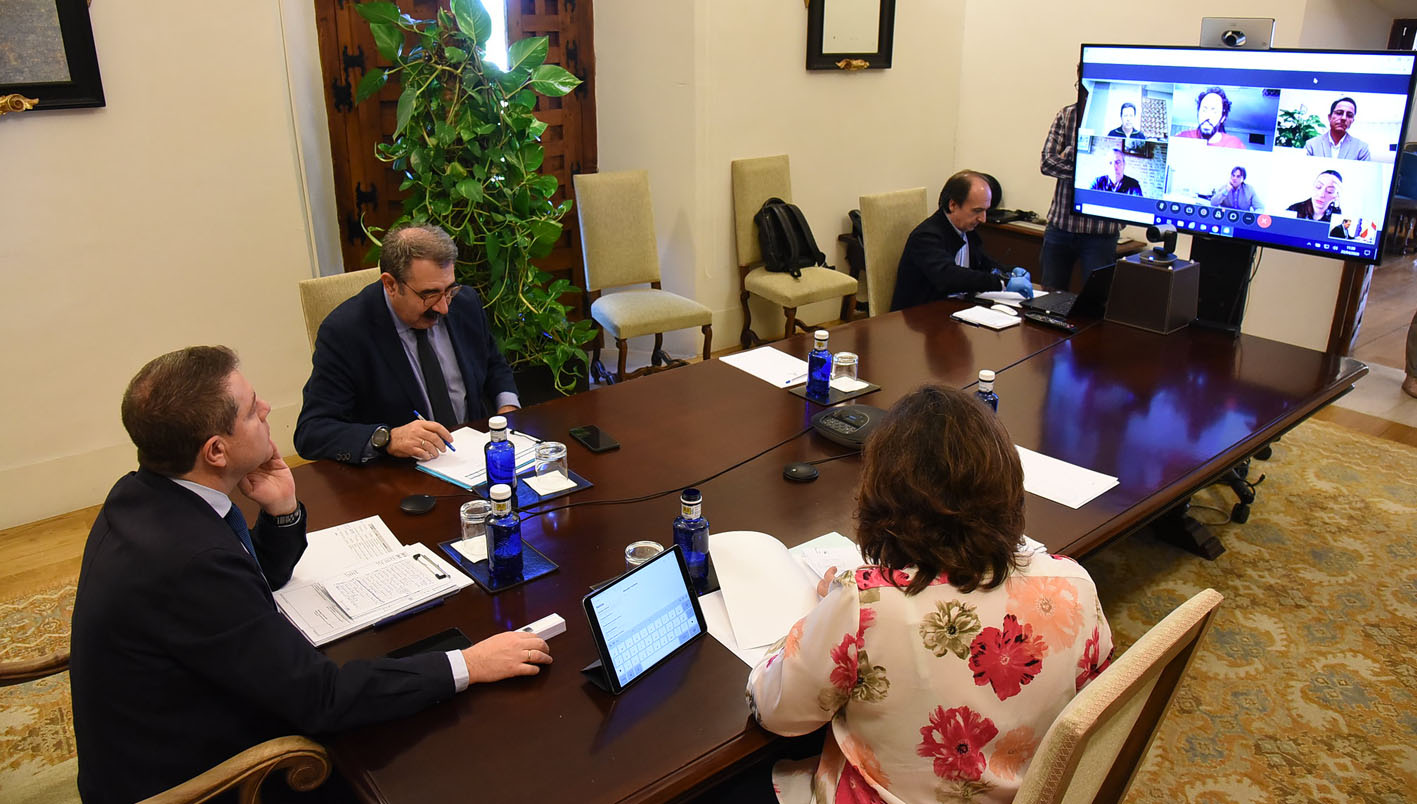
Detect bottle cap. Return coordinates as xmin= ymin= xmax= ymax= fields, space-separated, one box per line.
xmin=979 ymin=370 xmax=996 ymax=382
xmin=488 ymin=415 xmax=507 ymax=431
xmin=814 ymin=329 xmax=829 ymax=340
xmin=489 ymin=483 xmax=511 ymax=501
xmin=680 ymin=488 xmax=702 ymax=504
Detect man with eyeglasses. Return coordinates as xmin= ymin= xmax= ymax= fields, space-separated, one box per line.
xmin=295 ymin=223 xmax=520 ymax=464
xmin=1304 ymin=97 xmax=1371 ymax=161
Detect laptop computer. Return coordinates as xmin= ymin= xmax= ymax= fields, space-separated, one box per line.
xmin=581 ymin=545 xmax=707 ymax=694
xmin=1023 ymin=263 xmax=1116 ymax=319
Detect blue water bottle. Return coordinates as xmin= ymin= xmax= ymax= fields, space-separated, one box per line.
xmin=486 ymin=484 xmax=523 ymax=584
xmin=975 ymin=369 xmax=999 ymax=412
xmin=673 ymin=488 xmax=710 ymax=595
xmin=484 ymin=415 xmax=518 ymax=493
xmin=806 ymin=329 xmax=832 ymax=400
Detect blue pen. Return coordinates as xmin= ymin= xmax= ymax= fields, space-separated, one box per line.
xmin=413 ymin=410 xmax=455 ymax=451
xmin=374 ymin=597 xmax=446 ymax=629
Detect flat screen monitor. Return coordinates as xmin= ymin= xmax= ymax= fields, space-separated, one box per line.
xmin=1073 ymin=45 xmax=1417 ymax=262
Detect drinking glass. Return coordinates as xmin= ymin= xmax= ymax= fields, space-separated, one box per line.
xmin=460 ymin=500 xmax=490 ymax=544
xmin=535 ymin=441 xmax=569 ymax=483
xmin=832 ymin=351 xmax=859 ymax=382
xmin=624 ymin=540 xmax=664 ymax=571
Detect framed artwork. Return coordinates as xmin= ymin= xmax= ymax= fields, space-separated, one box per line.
xmin=806 ymin=0 xmax=896 ymax=71
xmin=0 ymin=0 xmax=105 ymax=111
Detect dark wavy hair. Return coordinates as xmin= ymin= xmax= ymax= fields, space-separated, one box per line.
xmin=855 ymin=384 xmax=1025 ymax=595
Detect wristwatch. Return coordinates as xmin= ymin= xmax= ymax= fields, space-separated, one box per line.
xmin=370 ymin=425 xmax=392 ymax=453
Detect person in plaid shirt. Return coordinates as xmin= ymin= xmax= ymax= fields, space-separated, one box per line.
xmin=1039 ymin=100 xmax=1123 ymax=291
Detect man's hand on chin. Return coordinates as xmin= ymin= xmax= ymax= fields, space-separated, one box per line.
xmin=238 ymin=440 xmax=298 ymax=516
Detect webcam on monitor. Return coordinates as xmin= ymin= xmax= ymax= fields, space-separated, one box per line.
xmin=1200 ymin=17 xmax=1275 ymax=50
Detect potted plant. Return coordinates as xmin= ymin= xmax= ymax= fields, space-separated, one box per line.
xmin=1274 ymin=107 xmax=1324 ymax=149
xmin=355 ymin=0 xmax=596 ymax=398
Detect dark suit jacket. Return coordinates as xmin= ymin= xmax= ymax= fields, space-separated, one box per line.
xmin=294 ymin=281 xmax=518 ymax=463
xmin=70 ymin=470 xmax=453 ymax=804
xmin=889 ymin=210 xmax=1004 ymax=312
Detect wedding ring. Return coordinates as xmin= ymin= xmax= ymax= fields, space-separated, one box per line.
xmin=526 ymin=650 xmax=533 ymax=663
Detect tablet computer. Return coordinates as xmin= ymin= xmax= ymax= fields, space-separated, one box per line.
xmin=581 ymin=545 xmax=707 ymax=695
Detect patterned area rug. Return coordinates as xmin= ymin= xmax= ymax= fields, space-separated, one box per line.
xmin=1082 ymin=418 xmax=1417 ymax=803
xmin=0 ymin=420 xmax=1413 ymax=801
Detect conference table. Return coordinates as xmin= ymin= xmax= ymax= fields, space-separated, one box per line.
xmin=291 ymin=299 xmax=1364 ymax=803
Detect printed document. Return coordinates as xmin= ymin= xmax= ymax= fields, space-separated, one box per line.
xmin=720 ymin=347 xmax=809 ymax=388
xmin=417 ymin=426 xmax=539 ymax=490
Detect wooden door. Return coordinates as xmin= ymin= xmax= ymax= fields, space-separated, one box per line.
xmin=313 ymin=0 xmax=597 ymax=301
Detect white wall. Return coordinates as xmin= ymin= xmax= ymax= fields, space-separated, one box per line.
xmin=0 ymin=1 xmax=319 ymax=528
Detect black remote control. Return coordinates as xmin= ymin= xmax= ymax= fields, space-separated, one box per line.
xmin=1022 ymin=310 xmax=1078 ymax=334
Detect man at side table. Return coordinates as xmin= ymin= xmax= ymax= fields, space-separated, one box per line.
xmin=71 ymin=346 xmax=551 ymax=803
xmin=889 ymin=171 xmax=1034 ymax=311
xmin=295 ymin=223 xmax=520 ymax=464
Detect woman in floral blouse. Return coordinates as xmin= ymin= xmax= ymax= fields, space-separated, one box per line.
xmin=747 ymin=385 xmax=1113 ymax=804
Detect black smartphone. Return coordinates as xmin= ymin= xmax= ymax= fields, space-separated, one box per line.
xmin=387 ymin=627 xmax=473 ymax=659
xmin=569 ymin=425 xmax=620 ymax=453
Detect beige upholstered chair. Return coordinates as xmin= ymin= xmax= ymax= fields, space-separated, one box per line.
xmin=731 ymin=155 xmax=858 ymax=347
xmin=297 ymin=267 xmax=380 ymax=351
xmin=858 ymin=188 xmax=927 ymax=317
xmin=574 ymin=170 xmax=713 ymax=382
xmin=0 ymin=651 xmax=331 ymax=804
xmin=1015 ymin=588 xmax=1224 ymax=804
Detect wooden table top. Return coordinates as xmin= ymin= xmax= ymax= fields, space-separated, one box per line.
xmin=294 ymin=301 xmax=1363 ymax=803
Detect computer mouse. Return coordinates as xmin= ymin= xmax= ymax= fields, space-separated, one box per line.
xmin=399 ymin=493 xmax=437 ymax=515
xmin=783 ymin=462 xmax=820 ymax=482
xmin=991 ymin=303 xmax=1019 ymax=316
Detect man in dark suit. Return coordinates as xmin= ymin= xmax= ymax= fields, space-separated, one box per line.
xmin=890 ymin=171 xmax=1034 ymax=311
xmin=71 ymin=346 xmax=552 ymax=803
xmin=294 ymin=223 xmax=519 ymax=464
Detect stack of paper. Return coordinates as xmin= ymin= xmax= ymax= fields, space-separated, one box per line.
xmin=720 ymin=347 xmax=808 ymax=387
xmin=273 ymin=516 xmax=471 ymax=646
xmin=951 ymin=305 xmax=1022 ymax=330
xmin=417 ymin=426 xmax=539 ymax=491
xmin=1016 ymin=446 xmax=1119 ymax=509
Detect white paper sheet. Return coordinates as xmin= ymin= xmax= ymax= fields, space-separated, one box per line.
xmin=952 ymin=305 xmax=1023 ymax=330
xmin=523 ymin=471 xmax=577 ymax=496
xmin=719 ymin=347 xmax=809 ymax=388
xmin=976 ymin=289 xmax=1051 ymax=306
xmin=1016 ymin=446 xmax=1119 ymax=509
xmin=699 ymin=590 xmax=771 ymax=667
xmin=416 ymin=426 xmax=539 ymax=490
xmin=830 ymin=376 xmax=871 ymax=393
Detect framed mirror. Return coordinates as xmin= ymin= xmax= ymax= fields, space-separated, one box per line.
xmin=806 ymin=0 xmax=896 ymax=71
xmin=0 ymin=0 xmax=105 ymax=111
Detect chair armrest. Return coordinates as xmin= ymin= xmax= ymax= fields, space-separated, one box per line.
xmin=0 ymin=651 xmax=69 ymax=686
xmin=138 ymin=736 xmax=330 ymax=804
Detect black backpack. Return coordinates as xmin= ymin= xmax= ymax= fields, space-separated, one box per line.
xmin=754 ymin=197 xmax=826 ymax=279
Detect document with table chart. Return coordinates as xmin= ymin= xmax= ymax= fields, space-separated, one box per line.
xmin=587 ymin=554 xmax=703 ymax=688
xmin=273 ymin=515 xmax=471 ymax=646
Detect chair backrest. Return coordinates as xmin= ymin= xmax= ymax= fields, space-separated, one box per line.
xmin=1015 ymin=588 xmax=1223 ymax=804
xmin=858 ymin=188 xmax=927 ymax=316
xmin=573 ymin=170 xmax=662 ymax=292
xmin=731 ymin=155 xmax=792 ymax=270
xmin=298 ymin=267 xmax=380 ymax=352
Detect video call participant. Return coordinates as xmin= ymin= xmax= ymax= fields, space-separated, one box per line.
xmin=71 ymin=346 xmax=551 ymax=804
xmin=746 ymin=384 xmax=1113 ymax=804
xmin=294 ymin=223 xmax=519 ymax=465
xmin=889 ymin=171 xmax=1034 ymax=311
xmin=1090 ymin=148 xmax=1143 ymax=195
xmin=1040 ymin=93 xmax=1124 ymax=291
xmin=1176 ymin=87 xmax=1246 ymax=149
xmin=1107 ymin=102 xmax=1146 ymax=147
xmin=1209 ymin=166 xmax=1263 ymax=211
xmin=1287 ymin=169 xmax=1343 ymax=222
xmin=1304 ymin=97 xmax=1371 ymax=161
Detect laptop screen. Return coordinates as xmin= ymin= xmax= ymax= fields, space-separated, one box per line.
xmin=583 ymin=546 xmax=706 ymax=692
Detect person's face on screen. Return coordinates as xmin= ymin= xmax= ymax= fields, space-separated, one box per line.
xmin=946 ymin=179 xmax=990 ymax=232
xmin=1197 ymin=93 xmax=1226 ymax=137
xmin=1230 ymin=169 xmax=1245 ymax=190
xmin=384 ymin=258 xmax=458 ymax=329
xmin=1312 ymin=174 xmax=1341 ymax=209
xmin=1120 ymin=106 xmax=1137 ymax=132
xmin=1329 ymin=100 xmax=1356 ymax=138
xmin=1109 ymin=152 xmax=1126 ymax=182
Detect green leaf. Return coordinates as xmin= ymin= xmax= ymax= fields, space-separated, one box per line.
xmin=451 ymin=0 xmax=492 ymax=47
xmin=409 ymin=147 xmax=428 ymax=175
xmin=528 ymin=219 xmax=562 ymax=258
xmin=506 ymin=36 xmax=549 ymax=75
xmin=528 ymin=64 xmax=581 ymax=97
xmin=527 ymin=119 xmax=548 ymax=139
xmin=354 ymin=68 xmax=388 ymax=105
xmin=368 ymin=22 xmax=403 ymax=62
xmin=529 ymin=174 xmax=558 ymax=198
xmin=355 ymin=1 xmax=401 ymax=25
xmin=394 ymin=87 xmax=416 ymax=137
xmin=520 ymin=143 xmax=545 ymax=172
xmin=456 ymin=178 xmax=485 ymax=202
xmin=445 ymin=46 xmax=468 ymax=64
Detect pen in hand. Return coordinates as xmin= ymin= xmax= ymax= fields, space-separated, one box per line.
xmin=412 ymin=410 xmax=455 ymax=452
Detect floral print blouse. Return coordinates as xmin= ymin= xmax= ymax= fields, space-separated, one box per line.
xmin=746 ymin=553 xmax=1113 ymax=804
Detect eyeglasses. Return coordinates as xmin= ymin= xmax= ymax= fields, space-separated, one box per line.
xmin=399 ymin=280 xmax=463 ymax=305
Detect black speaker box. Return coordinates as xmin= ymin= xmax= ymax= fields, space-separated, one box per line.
xmin=1104 ymin=254 xmax=1199 ymax=334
